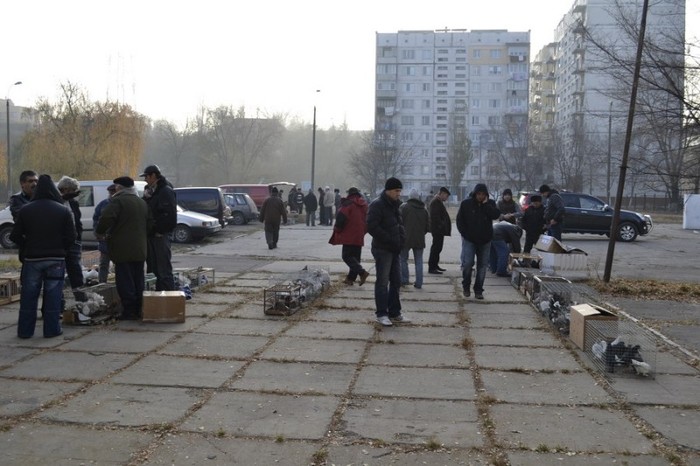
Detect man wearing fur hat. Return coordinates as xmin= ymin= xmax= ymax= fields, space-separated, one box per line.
xmin=456 ymin=183 xmax=501 ymax=299
xmin=367 ymin=177 xmax=409 ymax=326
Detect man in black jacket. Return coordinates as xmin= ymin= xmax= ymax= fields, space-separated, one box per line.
xmin=367 ymin=177 xmax=409 ymax=326
xmin=11 ymin=175 xmax=76 ymax=338
xmin=304 ymin=189 xmax=318 ymax=226
xmin=539 ymin=184 xmax=565 ymax=241
xmin=456 ymin=183 xmax=501 ymax=299
xmin=140 ymin=164 xmax=177 ymax=291
xmin=8 ymin=170 xmax=38 ymax=221
xmin=428 ymin=186 xmax=451 ymax=273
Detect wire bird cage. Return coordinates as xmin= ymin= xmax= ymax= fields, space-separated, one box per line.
xmin=263 ymin=267 xmax=331 ymax=316
xmin=585 ymin=317 xmax=657 ymax=378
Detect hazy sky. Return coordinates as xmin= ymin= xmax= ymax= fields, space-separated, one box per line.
xmin=3 ymin=0 xmax=699 ymax=130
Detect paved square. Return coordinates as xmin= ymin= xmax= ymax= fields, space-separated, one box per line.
xmin=354 ymin=366 xmax=475 ymax=400
xmin=230 ymin=360 xmax=355 ymax=395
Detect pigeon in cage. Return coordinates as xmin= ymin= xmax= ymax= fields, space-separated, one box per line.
xmin=631 ymin=359 xmax=652 ymax=376
xmin=592 ymin=340 xmax=607 ymax=360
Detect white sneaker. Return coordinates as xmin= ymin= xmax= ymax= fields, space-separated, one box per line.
xmin=376 ymin=315 xmax=393 ymax=326
xmin=390 ymin=314 xmax=411 ymax=323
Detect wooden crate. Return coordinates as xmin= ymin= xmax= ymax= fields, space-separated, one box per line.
xmin=508 ymin=253 xmax=542 ymax=272
xmin=0 ymin=273 xmax=21 ymax=303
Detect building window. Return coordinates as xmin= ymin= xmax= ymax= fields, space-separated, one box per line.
xmin=437 ymin=91 xmax=448 ymax=95
xmin=422 ymin=50 xmax=432 ymax=60
xmin=471 ymin=116 xmax=480 ymax=126
xmin=455 ymin=82 xmax=465 ymax=87
xmin=401 ymin=99 xmax=414 ymax=109
xmin=376 ymin=64 xmax=397 ymax=74
xmin=472 ymin=65 xmax=481 ymax=76
xmin=489 ymin=99 xmax=500 ymax=108
xmin=422 ymin=66 xmax=431 ymax=76
xmin=490 ymin=49 xmax=501 ymax=59
xmin=421 ymin=99 xmax=431 ymax=109
xmin=402 ymin=49 xmax=415 ymax=59
xmin=473 ymin=49 xmax=481 ymax=58
xmin=471 ymin=165 xmax=480 ymax=175
xmin=422 ymin=132 xmax=430 ymax=141
xmin=437 ymin=115 xmax=447 ymax=121
xmin=404 ymin=66 xmax=416 ymax=76
xmin=437 ymin=65 xmax=448 ymax=71
xmin=472 ymin=99 xmax=480 ymax=108
xmin=456 ymin=57 xmax=466 ymax=62
xmin=472 ymin=82 xmax=481 ymax=93
xmin=401 ymin=116 xmax=415 ymax=125
xmin=488 ymin=115 xmax=501 ymax=126
xmin=490 ymin=82 xmax=502 ymax=92
xmin=421 ymin=116 xmax=431 ymax=125
xmin=437 ymin=82 xmax=448 ymax=88
xmin=401 ymin=131 xmax=414 ymax=141
xmin=438 ymin=49 xmax=448 ymax=54
xmin=422 ymin=83 xmax=431 ymax=92
xmin=488 ymin=66 xmax=502 ymax=75
xmin=422 ymin=166 xmax=431 ymax=175
xmin=404 ymin=83 xmax=413 ymax=92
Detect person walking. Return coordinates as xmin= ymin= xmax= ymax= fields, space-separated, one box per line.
xmin=367 ymin=177 xmax=409 ymax=326
xmin=400 ymin=189 xmax=429 ymax=289
xmin=95 ymin=177 xmax=151 ymax=320
xmin=304 ymin=188 xmax=318 ymax=226
xmin=456 ymin=183 xmax=501 ymax=300
xmin=141 ymin=164 xmax=177 ymax=291
xmin=93 ymin=184 xmax=117 ymax=283
xmin=11 ymin=175 xmax=76 ymax=338
xmin=259 ymin=187 xmax=287 ymax=249
xmin=539 ymin=184 xmax=565 ymax=241
xmin=428 ymin=187 xmax=451 ymax=274
xmin=329 ymin=187 xmax=370 ymax=286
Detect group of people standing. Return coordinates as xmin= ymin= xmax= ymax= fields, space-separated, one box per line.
xmin=9 ymin=164 xmax=179 ymax=338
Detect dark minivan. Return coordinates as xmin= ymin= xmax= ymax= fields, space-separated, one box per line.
xmin=173 ymin=187 xmax=232 ymax=227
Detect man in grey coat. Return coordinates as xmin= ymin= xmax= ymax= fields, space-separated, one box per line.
xmin=400 ymin=189 xmax=429 ymax=289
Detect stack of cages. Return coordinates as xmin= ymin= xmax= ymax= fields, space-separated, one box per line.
xmin=512 ymin=269 xmax=537 ymax=297
xmin=174 ymin=267 xmax=215 ymax=290
xmin=585 ymin=316 xmax=657 ymax=378
xmin=531 ymin=276 xmax=590 ymax=336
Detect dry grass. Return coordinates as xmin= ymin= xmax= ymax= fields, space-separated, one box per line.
xmin=587 ymin=278 xmax=700 ymax=304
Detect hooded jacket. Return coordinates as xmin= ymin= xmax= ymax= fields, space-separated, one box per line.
xmin=456 ymin=183 xmax=501 ymax=245
xmin=400 ymin=197 xmax=429 ymax=249
xmin=328 ymin=193 xmax=368 ymax=246
xmin=367 ymin=190 xmax=405 ymax=253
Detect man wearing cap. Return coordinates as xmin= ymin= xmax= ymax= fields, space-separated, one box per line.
xmin=367 ymin=177 xmax=409 ymax=326
xmin=259 ymin=186 xmax=287 ymax=249
xmin=456 ymin=183 xmax=501 ymax=299
xmin=96 ymin=177 xmax=151 ymax=320
xmin=428 ymin=187 xmax=451 ymax=274
xmin=93 ymin=184 xmax=117 ymax=283
xmin=539 ymin=184 xmax=565 ymax=241
xmin=140 ymin=165 xmax=177 ymax=291
xmin=329 ymin=187 xmax=369 ymax=286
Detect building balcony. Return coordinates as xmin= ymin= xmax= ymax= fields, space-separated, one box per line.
xmin=376 ymin=89 xmax=397 ymax=98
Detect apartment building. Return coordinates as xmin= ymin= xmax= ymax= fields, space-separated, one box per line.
xmin=375 ymin=29 xmax=530 ymax=198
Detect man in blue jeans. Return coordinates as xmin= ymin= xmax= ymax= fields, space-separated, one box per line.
xmin=456 ymin=183 xmax=501 ymax=299
xmin=367 ymin=177 xmax=409 ymax=326
xmin=10 ymin=175 xmax=76 ymax=338
xmin=489 ymin=221 xmax=523 ymax=277
xmin=539 ymin=184 xmax=565 ymax=241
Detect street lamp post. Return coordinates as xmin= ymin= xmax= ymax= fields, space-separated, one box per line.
xmin=310 ymin=90 xmax=320 ymax=190
xmin=607 ymin=101 xmax=613 ymax=205
xmin=6 ymin=81 xmax=23 ymax=199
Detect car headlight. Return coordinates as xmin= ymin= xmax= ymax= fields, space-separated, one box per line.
xmin=201 ymin=221 xmax=213 ymax=227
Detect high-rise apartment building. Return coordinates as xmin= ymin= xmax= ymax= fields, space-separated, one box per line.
xmin=375 ymin=29 xmax=530 ymax=197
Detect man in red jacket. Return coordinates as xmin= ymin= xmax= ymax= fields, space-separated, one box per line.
xmin=329 ymin=187 xmax=369 ymax=285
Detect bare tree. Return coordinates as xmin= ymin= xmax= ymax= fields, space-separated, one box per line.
xmin=445 ymin=114 xmax=473 ymax=196
xmin=347 ymin=130 xmax=415 ymax=196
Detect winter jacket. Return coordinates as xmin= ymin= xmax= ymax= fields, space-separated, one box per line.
xmin=492 ymin=221 xmax=523 ymax=253
xmin=400 ymin=198 xmax=429 ymax=249
xmin=8 ymin=191 xmax=32 ymax=221
xmin=543 ymin=190 xmax=566 ymax=223
xmin=304 ymin=191 xmax=318 ymax=211
xmin=497 ymin=198 xmax=521 ymax=224
xmin=96 ymin=188 xmax=150 ymax=263
xmin=144 ymin=176 xmax=177 ymax=235
xmin=428 ymin=195 xmax=452 ymax=237
xmin=259 ymin=194 xmax=287 ymax=227
xmin=367 ymin=191 xmax=405 ymax=253
xmin=456 ymin=184 xmax=501 ymax=245
xmin=62 ymin=192 xmax=83 ymax=240
xmin=329 ymin=193 xmax=368 ymax=246
xmin=520 ymin=204 xmax=545 ymax=237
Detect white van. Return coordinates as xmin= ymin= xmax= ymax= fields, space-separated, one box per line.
xmin=0 ymin=179 xmax=146 ymax=249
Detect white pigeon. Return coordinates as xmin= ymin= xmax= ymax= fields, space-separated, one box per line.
xmin=631 ymin=359 xmax=652 ymax=376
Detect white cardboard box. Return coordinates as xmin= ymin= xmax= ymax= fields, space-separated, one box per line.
xmin=539 ymin=251 xmax=588 ymax=273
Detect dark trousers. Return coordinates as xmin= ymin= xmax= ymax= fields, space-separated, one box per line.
xmin=147 ymin=235 xmax=174 ymax=291
xmin=265 ymin=222 xmax=281 ymax=246
xmin=547 ymin=222 xmax=563 ymax=241
xmin=319 ymin=206 xmax=326 ymax=225
xmin=341 ymin=245 xmax=364 ymax=281
xmin=523 ymin=231 xmax=542 ymax=253
xmin=428 ymin=234 xmax=445 ymax=270
xmin=18 ymin=260 xmax=65 ymax=338
xmin=372 ymin=247 xmax=402 ymax=318
xmin=115 ymin=261 xmax=145 ymax=317
xmin=65 ymin=242 xmax=84 ymax=289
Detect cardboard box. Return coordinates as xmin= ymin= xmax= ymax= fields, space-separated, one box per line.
xmin=142 ymin=291 xmax=186 ymax=323
xmin=570 ymin=303 xmax=617 ymax=349
xmin=534 ymin=235 xmax=568 ymax=253
xmin=539 ymin=251 xmax=588 ymax=273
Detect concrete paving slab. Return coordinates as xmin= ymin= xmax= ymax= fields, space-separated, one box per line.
xmin=194 ymin=293 xmax=244 ymax=304
xmin=609 ymin=374 xmax=700 ymax=405
xmin=464 ymin=285 xmax=527 ymax=303
xmin=158 ymin=333 xmax=269 ymax=359
xmin=322 ymin=297 xmax=376 ymax=310
xmin=470 ymin=328 xmax=561 ymax=347
xmin=111 ymin=354 xmax=243 ymax=388
xmin=0 ymin=308 xmax=19 ymax=325
xmin=40 ymin=383 xmax=201 ymax=426
xmin=230 ymin=360 xmax=355 ymax=395
xmin=481 ymin=370 xmax=613 ymax=405
xmin=473 ymin=346 xmax=581 ymax=371
xmin=341 ymin=397 xmax=483 ymax=447
xmin=327 ymin=444 xmax=490 ymax=465
xmin=365 ymin=342 xmax=470 ymax=368
xmin=506 ymin=451 xmax=671 ymax=465
xmin=469 ymin=311 xmax=546 ymax=329
xmin=396 ymin=292 xmax=458 ymax=302
xmin=635 ymin=406 xmax=700 ymax=450
xmin=181 ymin=391 xmax=338 ymax=439
xmin=376 ymin=326 xmax=466 ymax=345
xmin=0 ymin=346 xmax=37 ymax=367
xmin=0 ymin=423 xmax=153 ymax=465
xmin=398 ymin=300 xmax=461 ymax=313
xmin=60 ymin=329 xmax=178 ymax=353
xmin=308 ymin=308 xmax=375 ymax=323
xmin=194 ymin=316 xmax=288 ymax=336
xmin=658 ymin=323 xmax=700 ymax=356
xmin=491 ymin=404 xmax=655 ymax=454
xmin=390 ymin=311 xmax=460 ymax=326
xmin=222 ymin=304 xmax=271 ymax=319
xmin=0 ymin=324 xmax=90 ymax=348
xmin=144 ymin=436 xmax=319 ymax=465
xmin=0 ymin=350 xmax=136 ymax=381
xmin=114 ymin=316 xmax=208 ymax=332
xmin=0 ymin=379 xmax=83 ymax=415
xmin=354 ymin=366 xmax=475 ymax=400
xmin=467 ymin=303 xmax=538 ymax=315
xmin=259 ymin=336 xmax=366 ymax=364
xmin=283 ymin=321 xmax=375 ymax=340
xmin=653 ymin=350 xmax=700 ymax=375
xmin=183 ymin=302 xmax=232 ymax=317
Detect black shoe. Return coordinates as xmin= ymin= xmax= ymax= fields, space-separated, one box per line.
xmin=436 ymin=266 xmax=446 ymax=272
xmin=428 ymin=269 xmax=443 ymax=275
xmin=463 ymin=289 xmax=470 ymax=297
xmin=475 ymin=293 xmax=484 ymax=300
xmin=268 ymin=244 xmax=274 ymax=250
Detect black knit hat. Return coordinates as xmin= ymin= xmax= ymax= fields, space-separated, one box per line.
xmin=439 ymin=186 xmax=451 ymax=195
xmin=502 ymin=188 xmax=513 ymax=196
xmin=384 ymin=177 xmax=403 ymax=191
xmin=113 ymin=176 xmax=135 ymax=188
xmin=539 ymin=184 xmax=551 ymax=194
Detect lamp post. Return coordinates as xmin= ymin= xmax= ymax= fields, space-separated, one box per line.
xmin=310 ymin=90 xmax=320 ymax=190
xmin=607 ymin=101 xmax=613 ymax=205
xmin=6 ymin=81 xmax=22 ymax=199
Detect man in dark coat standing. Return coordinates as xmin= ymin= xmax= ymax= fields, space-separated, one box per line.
xmin=259 ymin=187 xmax=287 ymax=249
xmin=8 ymin=170 xmax=38 ymax=221
xmin=11 ymin=174 xmax=76 ymax=338
xmin=367 ymin=177 xmax=409 ymax=326
xmin=400 ymin=189 xmax=429 ymax=289
xmin=329 ymin=187 xmax=369 ymax=286
xmin=304 ymin=188 xmax=318 ymax=226
xmin=456 ymin=183 xmax=501 ymax=300
xmin=428 ymin=186 xmax=451 ymax=274
xmin=539 ymin=184 xmax=565 ymax=241
xmin=141 ymin=164 xmax=177 ymax=291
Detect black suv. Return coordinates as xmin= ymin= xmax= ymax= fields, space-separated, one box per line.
xmin=173 ymin=187 xmax=232 ymax=227
xmin=519 ymin=192 xmax=653 ymax=242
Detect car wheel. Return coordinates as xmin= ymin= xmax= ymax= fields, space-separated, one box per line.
xmin=0 ymin=225 xmax=16 ymax=249
xmin=617 ymin=222 xmax=638 ymax=242
xmin=172 ymin=224 xmax=192 ymax=243
xmin=231 ymin=212 xmax=245 ymax=225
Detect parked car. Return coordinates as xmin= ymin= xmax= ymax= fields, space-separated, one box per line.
xmin=172 ymin=205 xmax=222 ymax=243
xmin=173 ymin=187 xmax=231 ymax=227
xmin=219 ymin=182 xmax=296 ymax=209
xmin=224 ymin=193 xmax=259 ymax=225
xmin=518 ymin=191 xmax=653 ymax=242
